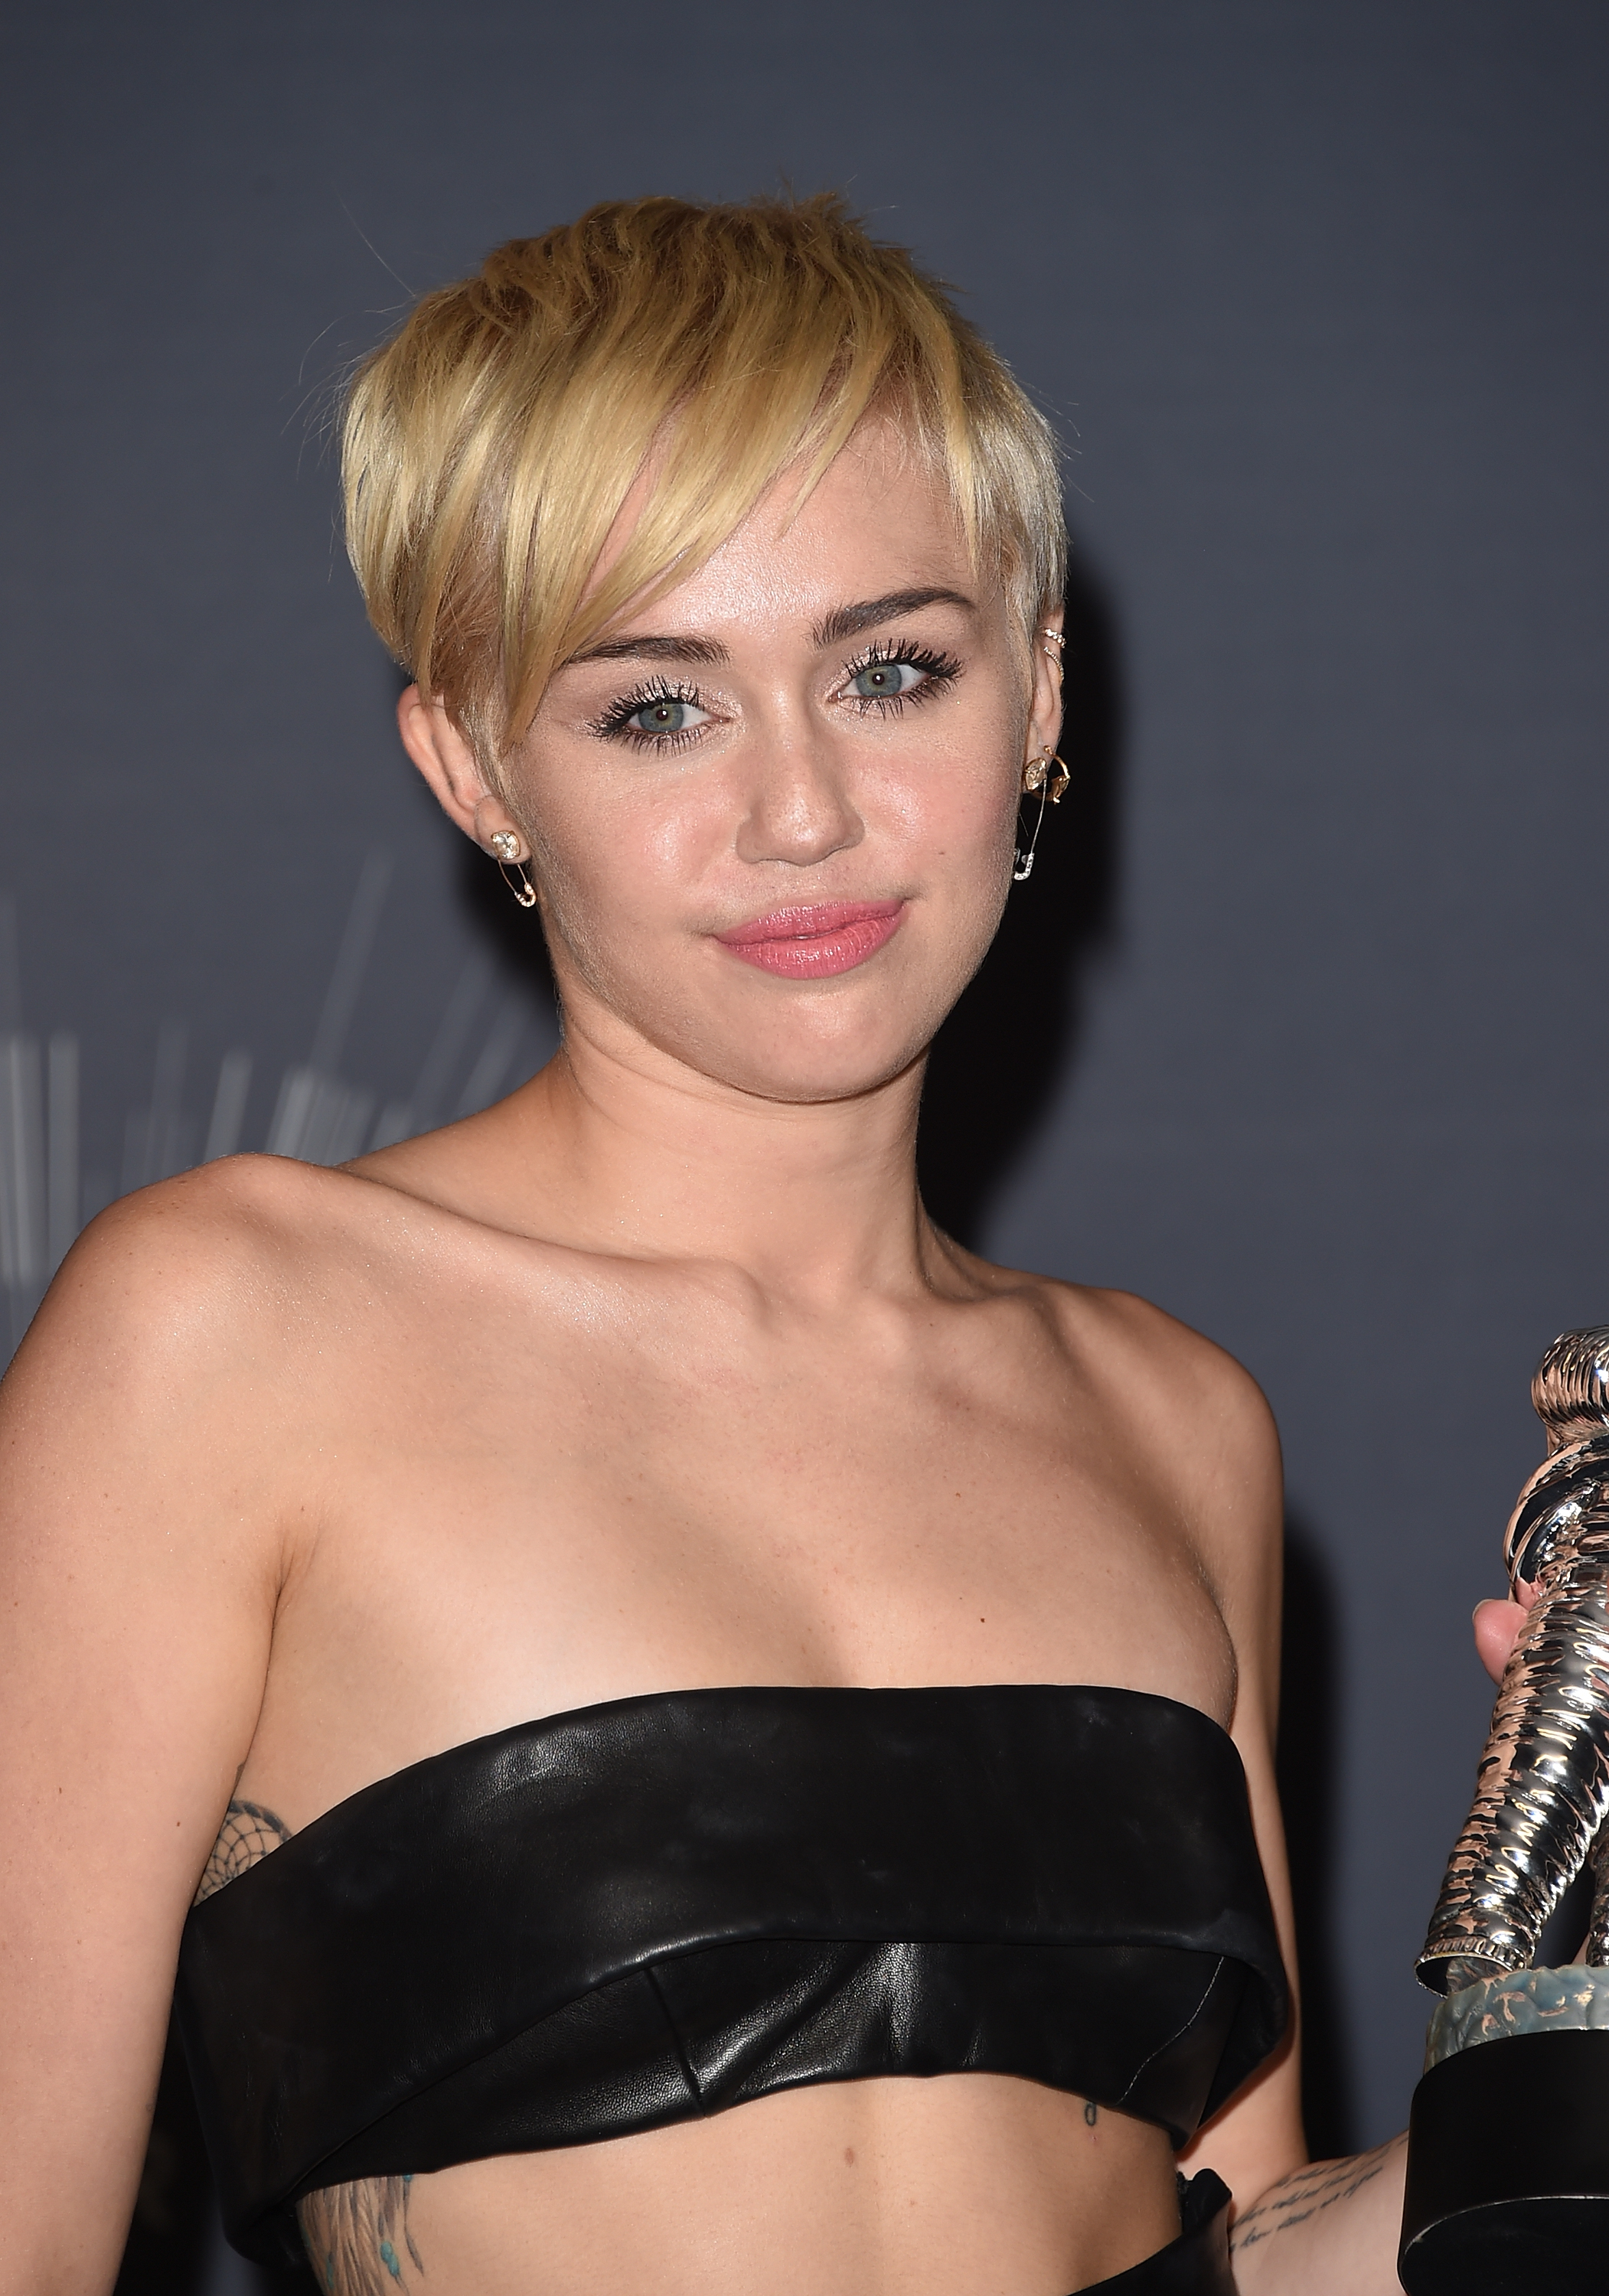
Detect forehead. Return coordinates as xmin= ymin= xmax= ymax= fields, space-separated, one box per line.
xmin=587 ymin=418 xmax=981 ymax=649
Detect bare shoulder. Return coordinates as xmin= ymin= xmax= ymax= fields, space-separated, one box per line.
xmin=7 ymin=1154 xmax=350 ymax=1393
xmin=0 ymin=1155 xmax=434 ymax=1493
xmin=1004 ymin=1270 xmax=1284 ymax=1593
xmin=1059 ymin=1283 xmax=1276 ymax=1457
xmin=0 ymin=1154 xmax=421 ymax=1751
xmin=982 ymin=1267 xmax=1275 ymax=1463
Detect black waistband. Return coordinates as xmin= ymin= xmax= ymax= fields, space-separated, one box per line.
xmin=1076 ymin=2174 xmax=1236 ymax=2295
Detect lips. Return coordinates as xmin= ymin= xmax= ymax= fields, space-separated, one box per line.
xmin=713 ymin=899 xmax=905 ymax=978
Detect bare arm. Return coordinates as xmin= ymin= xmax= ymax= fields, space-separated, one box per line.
xmin=0 ymin=1170 xmax=295 ymax=2294
xmin=1087 ymin=1293 xmax=1409 ymax=2295
xmin=1226 ymin=1582 xmax=1549 ymax=2288
xmin=1229 ymin=2138 xmax=1408 ymax=2291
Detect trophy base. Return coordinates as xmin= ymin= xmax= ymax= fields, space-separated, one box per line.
xmin=1401 ymin=2027 xmax=1609 ymax=2295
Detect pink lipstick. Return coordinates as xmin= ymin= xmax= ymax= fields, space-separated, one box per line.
xmin=713 ymin=899 xmax=905 ymax=978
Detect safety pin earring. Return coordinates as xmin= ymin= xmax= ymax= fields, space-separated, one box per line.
xmin=488 ymin=829 xmax=538 ymax=908
xmin=1013 ymin=748 xmax=1071 ymax=882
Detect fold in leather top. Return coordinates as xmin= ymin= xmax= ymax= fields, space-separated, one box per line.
xmin=177 ymin=1684 xmax=1289 ymax=2268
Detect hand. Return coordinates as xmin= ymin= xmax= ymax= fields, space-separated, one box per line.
xmin=1473 ymin=1586 xmax=1538 ymax=1684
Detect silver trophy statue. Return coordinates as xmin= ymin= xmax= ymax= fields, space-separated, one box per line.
xmin=1402 ymin=1327 xmax=1609 ymax=2294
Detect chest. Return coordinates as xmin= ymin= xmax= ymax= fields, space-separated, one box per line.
xmin=246 ymin=1268 xmax=1239 ymax=1817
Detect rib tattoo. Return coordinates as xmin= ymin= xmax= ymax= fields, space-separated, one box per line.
xmin=194 ymin=1796 xmax=427 ymax=2291
xmin=1229 ymin=2138 xmax=1401 ymax=2252
xmin=299 ymin=2176 xmax=423 ymax=2293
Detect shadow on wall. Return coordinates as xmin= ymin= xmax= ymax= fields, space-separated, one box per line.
xmin=1278 ymin=1518 xmax=1358 ymax=2161
xmin=919 ymin=558 xmax=1124 ymax=1246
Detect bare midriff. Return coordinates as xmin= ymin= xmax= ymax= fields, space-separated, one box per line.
xmin=298 ymin=2078 xmax=1180 ymax=2296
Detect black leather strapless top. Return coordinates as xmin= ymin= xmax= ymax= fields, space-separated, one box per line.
xmin=176 ymin=1684 xmax=1288 ymax=2268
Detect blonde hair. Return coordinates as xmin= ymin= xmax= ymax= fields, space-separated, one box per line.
xmin=341 ymin=194 xmax=1065 ymax=774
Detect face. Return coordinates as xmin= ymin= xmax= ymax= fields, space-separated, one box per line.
xmin=409 ymin=423 xmax=1062 ymax=1106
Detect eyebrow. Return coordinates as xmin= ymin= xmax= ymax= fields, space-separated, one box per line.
xmin=563 ymin=585 xmax=977 ymax=671
xmin=811 ymin=587 xmax=976 ymax=650
xmin=564 ymin=631 xmax=730 ymax=667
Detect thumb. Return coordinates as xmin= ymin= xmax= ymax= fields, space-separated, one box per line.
xmin=1473 ymin=1596 xmax=1529 ymax=1685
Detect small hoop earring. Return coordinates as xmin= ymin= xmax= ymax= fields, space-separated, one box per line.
xmin=1013 ymin=748 xmax=1071 ymax=883
xmin=488 ymin=830 xmax=537 ymax=909
xmin=1039 ymin=627 xmax=1065 ymax=662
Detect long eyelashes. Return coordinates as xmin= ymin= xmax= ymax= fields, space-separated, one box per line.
xmin=839 ymin=639 xmax=963 ymax=716
xmin=587 ymin=677 xmax=707 ymax=751
xmin=589 ymin=641 xmax=964 ymax=755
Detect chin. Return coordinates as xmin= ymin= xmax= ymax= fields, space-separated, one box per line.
xmin=596 ymin=951 xmax=979 ymax=1107
xmin=687 ymin=1030 xmax=935 ymax=1107
xmin=681 ymin=973 xmax=977 ymax=1101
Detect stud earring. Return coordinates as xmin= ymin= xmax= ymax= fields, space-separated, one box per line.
xmin=488 ymin=830 xmax=537 ymax=909
xmin=1013 ymin=748 xmax=1071 ymax=883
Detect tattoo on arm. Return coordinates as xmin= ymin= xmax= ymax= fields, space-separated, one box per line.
xmin=193 ymin=1798 xmax=292 ymax=1905
xmin=299 ymin=2175 xmax=423 ymax=2294
xmin=1229 ymin=2138 xmax=1401 ymax=2253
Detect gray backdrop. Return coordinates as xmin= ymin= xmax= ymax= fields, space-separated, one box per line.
xmin=4 ymin=2 xmax=1607 ymax=2285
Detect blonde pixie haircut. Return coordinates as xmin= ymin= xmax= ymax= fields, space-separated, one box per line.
xmin=341 ymin=194 xmax=1066 ymax=777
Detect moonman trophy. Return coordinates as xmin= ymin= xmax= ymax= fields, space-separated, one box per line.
xmin=1402 ymin=1328 xmax=1609 ymax=2295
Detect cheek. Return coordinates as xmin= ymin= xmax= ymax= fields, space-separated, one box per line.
xmin=523 ymin=780 xmax=724 ymax=983
xmin=635 ymin=791 xmax=728 ymax=890
xmin=881 ymin=735 xmax=1023 ymax=876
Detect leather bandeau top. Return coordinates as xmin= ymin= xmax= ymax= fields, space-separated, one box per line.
xmin=176 ymin=1684 xmax=1288 ymax=2268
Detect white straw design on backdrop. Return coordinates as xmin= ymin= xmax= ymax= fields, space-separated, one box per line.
xmin=0 ymin=866 xmax=536 ymax=1357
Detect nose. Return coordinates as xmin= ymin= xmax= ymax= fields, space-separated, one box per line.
xmin=733 ymin=732 xmax=864 ymax=869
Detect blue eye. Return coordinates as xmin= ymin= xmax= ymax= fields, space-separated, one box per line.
xmin=628 ymin=696 xmax=706 ymax=734
xmin=850 ymin=660 xmax=923 ymax=699
xmin=592 ymin=681 xmax=713 ymax=745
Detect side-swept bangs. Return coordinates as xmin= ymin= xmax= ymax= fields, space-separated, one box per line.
xmin=341 ymin=194 xmax=1065 ymax=775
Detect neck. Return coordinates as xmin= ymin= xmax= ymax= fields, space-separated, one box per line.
xmin=485 ymin=1014 xmax=945 ymax=1308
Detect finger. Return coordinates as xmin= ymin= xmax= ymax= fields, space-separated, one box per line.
xmin=1473 ymin=1596 xmax=1528 ymax=1684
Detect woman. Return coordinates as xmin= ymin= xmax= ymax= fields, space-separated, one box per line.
xmin=0 ymin=194 xmax=1447 ymax=2296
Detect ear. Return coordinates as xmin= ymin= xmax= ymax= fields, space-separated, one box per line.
xmin=396 ymin=687 xmax=530 ymax=859
xmin=1025 ymin=608 xmax=1066 ymax=765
